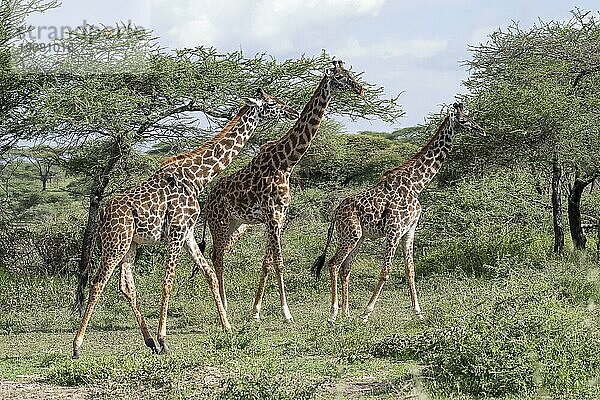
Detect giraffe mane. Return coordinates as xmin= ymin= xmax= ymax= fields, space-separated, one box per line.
xmin=160 ymin=105 xmax=250 ymax=168
xmin=379 ymin=115 xmax=451 ymax=180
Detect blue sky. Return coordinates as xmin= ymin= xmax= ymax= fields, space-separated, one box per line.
xmin=25 ymin=0 xmax=599 ymax=131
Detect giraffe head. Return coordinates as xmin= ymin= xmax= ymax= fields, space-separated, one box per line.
xmin=450 ymin=102 xmax=485 ymax=136
xmin=327 ymin=60 xmax=364 ymax=95
xmin=245 ymin=88 xmax=299 ymax=121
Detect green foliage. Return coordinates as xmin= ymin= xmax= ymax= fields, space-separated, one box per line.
xmin=416 ymin=170 xmax=550 ymax=276
xmin=296 ymin=123 xmax=419 ymax=187
xmin=462 ymin=9 xmax=600 ymax=181
xmin=218 ymin=371 xmax=320 ymax=400
xmin=373 ymin=261 xmax=600 ymax=398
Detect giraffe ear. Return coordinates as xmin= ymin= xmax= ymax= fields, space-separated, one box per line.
xmin=244 ymin=97 xmax=263 ymax=107
xmin=255 ymin=87 xmax=268 ymax=100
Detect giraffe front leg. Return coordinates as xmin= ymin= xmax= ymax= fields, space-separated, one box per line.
xmin=186 ymin=236 xmax=232 ymax=332
xmin=157 ymin=242 xmax=185 ymax=355
xmin=252 ymin=247 xmax=272 ymax=321
xmin=362 ymin=233 xmax=401 ymax=322
xmin=265 ymin=213 xmax=293 ymax=323
xmin=403 ymin=225 xmax=423 ymax=319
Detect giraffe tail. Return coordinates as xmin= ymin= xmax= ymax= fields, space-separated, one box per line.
xmin=190 ymin=205 xmax=208 ymax=280
xmin=73 ymin=211 xmax=102 ymax=316
xmin=311 ymin=217 xmax=336 ymax=281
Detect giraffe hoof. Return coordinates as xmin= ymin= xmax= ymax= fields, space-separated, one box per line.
xmin=159 ymin=343 xmax=170 ymax=355
xmin=283 ymin=317 xmax=294 ymax=324
xmin=145 ymin=338 xmax=160 ymax=354
xmin=327 ymin=319 xmax=336 ymax=327
xmin=72 ymin=348 xmax=82 ymax=359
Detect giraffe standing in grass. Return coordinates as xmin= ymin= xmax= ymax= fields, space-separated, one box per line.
xmin=72 ymin=89 xmax=299 ymax=359
xmin=195 ymin=61 xmax=363 ymax=323
xmin=312 ymin=103 xmax=485 ymax=324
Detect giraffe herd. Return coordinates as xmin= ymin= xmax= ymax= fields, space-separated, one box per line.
xmin=72 ymin=61 xmax=485 ymax=359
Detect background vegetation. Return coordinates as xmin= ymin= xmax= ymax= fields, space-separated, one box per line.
xmin=1 ymin=2 xmax=600 ymax=399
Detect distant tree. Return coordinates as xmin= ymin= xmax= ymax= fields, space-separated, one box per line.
xmin=297 ymin=121 xmax=419 ymax=187
xmin=464 ymin=9 xmax=600 ymax=252
xmin=20 ymin=145 xmax=61 ymax=191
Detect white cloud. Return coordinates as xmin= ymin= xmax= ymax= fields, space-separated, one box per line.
xmin=152 ymin=0 xmax=386 ymax=53
xmin=167 ymin=14 xmax=217 ymax=48
xmin=336 ymin=37 xmax=448 ymax=59
xmin=468 ymin=25 xmax=498 ymax=47
xmin=251 ymin=0 xmax=386 ymax=41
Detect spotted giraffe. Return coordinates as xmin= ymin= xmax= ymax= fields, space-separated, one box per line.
xmin=195 ymin=61 xmax=363 ymax=323
xmin=312 ymin=103 xmax=485 ymax=324
xmin=72 ymin=89 xmax=299 ymax=359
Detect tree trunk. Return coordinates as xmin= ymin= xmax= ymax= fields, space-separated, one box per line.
xmin=567 ymin=175 xmax=594 ymax=251
xmin=551 ymin=155 xmax=564 ymax=254
xmin=77 ymin=141 xmax=123 ymax=276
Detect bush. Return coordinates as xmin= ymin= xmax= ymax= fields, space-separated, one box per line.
xmin=1 ymin=213 xmax=83 ymax=276
xmin=372 ymin=268 xmax=600 ymax=398
xmin=418 ymin=228 xmax=546 ymax=277
xmin=218 ymin=370 xmax=320 ymax=400
xmin=415 ymin=170 xmax=551 ymax=276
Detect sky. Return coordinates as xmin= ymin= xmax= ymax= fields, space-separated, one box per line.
xmin=24 ymin=0 xmax=600 ymax=132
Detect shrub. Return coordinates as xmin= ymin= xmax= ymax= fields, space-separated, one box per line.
xmin=372 ymin=276 xmax=600 ymax=398
xmin=218 ymin=370 xmax=320 ymax=400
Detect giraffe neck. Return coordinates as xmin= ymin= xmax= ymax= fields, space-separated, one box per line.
xmin=271 ymin=76 xmax=332 ymax=169
xmin=160 ymin=105 xmax=260 ymax=191
xmin=390 ymin=116 xmax=454 ymax=194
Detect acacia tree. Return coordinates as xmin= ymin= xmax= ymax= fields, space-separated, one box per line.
xmin=463 ymin=9 xmax=600 ymax=252
xmin=0 ymin=0 xmax=61 ymax=155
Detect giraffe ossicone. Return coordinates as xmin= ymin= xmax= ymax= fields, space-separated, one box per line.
xmin=198 ymin=60 xmax=363 ymax=324
xmin=71 ymin=88 xmax=298 ymax=359
xmin=311 ymin=102 xmax=484 ymax=325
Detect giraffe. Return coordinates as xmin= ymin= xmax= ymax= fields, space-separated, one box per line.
xmin=72 ymin=88 xmax=299 ymax=359
xmin=311 ymin=103 xmax=485 ymax=325
xmin=194 ymin=60 xmax=363 ymax=323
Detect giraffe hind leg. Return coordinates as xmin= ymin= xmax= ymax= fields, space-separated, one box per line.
xmin=186 ymin=235 xmax=231 ymax=332
xmin=340 ymin=238 xmax=362 ymax=318
xmin=327 ymin=239 xmax=359 ymax=326
xmin=118 ymin=243 xmax=159 ymax=354
xmin=212 ymin=219 xmax=246 ymax=312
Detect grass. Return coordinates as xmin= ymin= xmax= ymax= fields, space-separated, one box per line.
xmin=1 ymin=219 xmax=600 ymax=399
xmin=0 ymin=222 xmax=423 ymax=399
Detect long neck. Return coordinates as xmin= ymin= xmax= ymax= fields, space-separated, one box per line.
xmin=389 ymin=116 xmax=454 ymax=194
xmin=160 ymin=105 xmax=260 ymax=190
xmin=271 ymin=76 xmax=332 ymax=169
